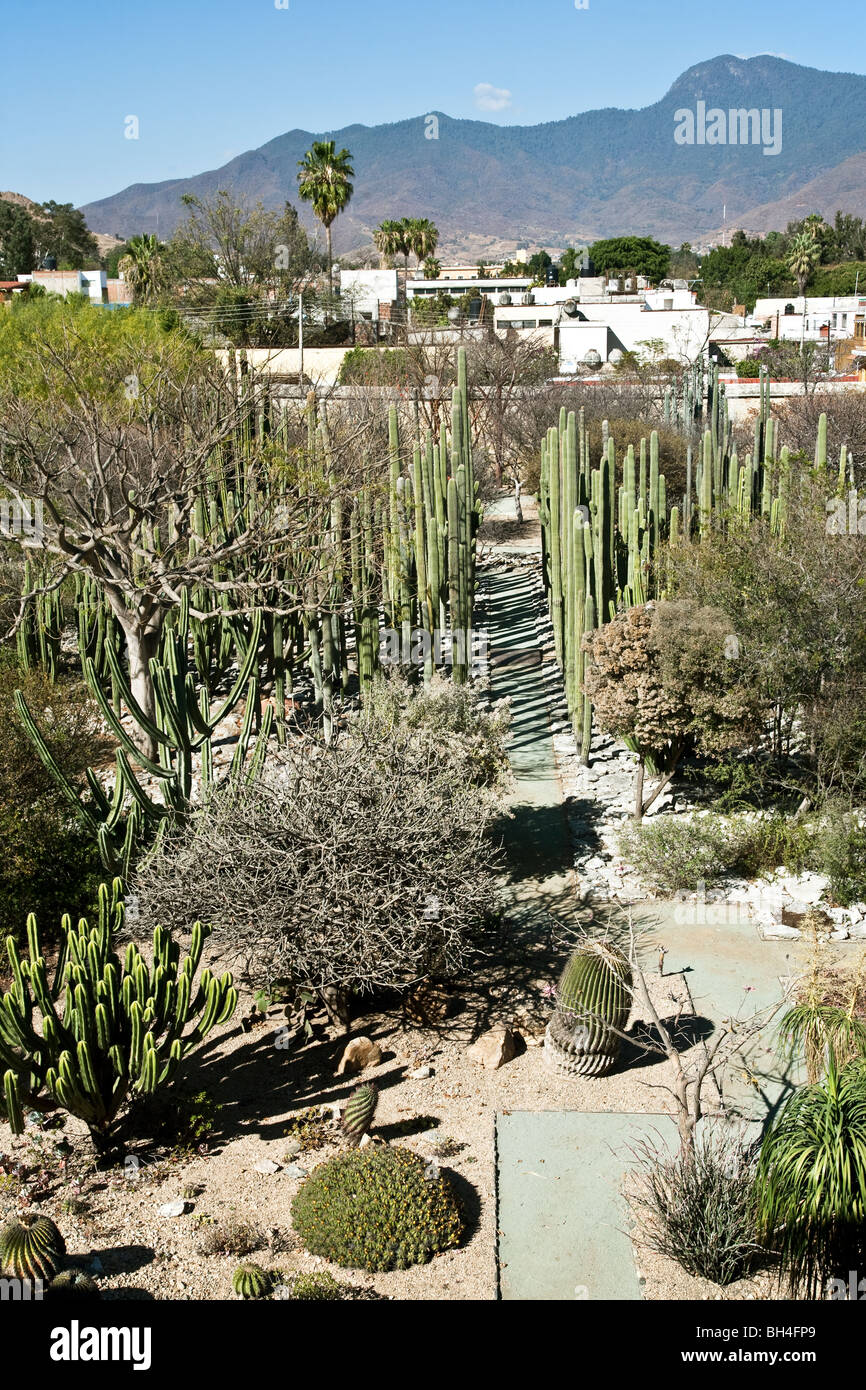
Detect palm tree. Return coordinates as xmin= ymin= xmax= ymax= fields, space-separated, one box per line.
xmin=407 ymin=217 xmax=439 ymax=267
xmin=423 ymin=256 xmax=442 ymax=280
xmin=788 ymin=231 xmax=819 ymax=297
xmin=117 ymin=233 xmax=163 ymax=303
xmin=296 ymin=141 xmax=354 ymax=295
xmin=373 ymin=220 xmax=403 ymax=268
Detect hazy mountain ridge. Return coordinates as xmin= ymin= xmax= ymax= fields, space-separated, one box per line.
xmin=78 ymin=55 xmax=866 ymax=253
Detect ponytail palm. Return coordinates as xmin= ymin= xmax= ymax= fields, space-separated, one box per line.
xmin=756 ymin=1054 xmax=866 ymax=1297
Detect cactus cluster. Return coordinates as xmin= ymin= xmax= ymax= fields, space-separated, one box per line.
xmin=0 ymin=880 xmax=237 ymax=1155
xmin=540 ymin=363 xmax=804 ymax=763
xmin=0 ymin=1213 xmax=66 ymax=1281
xmin=292 ymin=1145 xmax=464 ymax=1272
xmin=15 ymin=356 xmax=481 ymax=876
xmin=544 ymin=939 xmax=633 ymax=1077
xmin=45 ymin=1270 xmax=101 ymax=1300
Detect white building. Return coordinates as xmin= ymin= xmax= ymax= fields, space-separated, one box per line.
xmin=17 ymin=269 xmax=107 ymax=303
xmin=339 ymin=268 xmax=399 ymax=319
xmin=749 ymin=295 xmax=866 ymax=345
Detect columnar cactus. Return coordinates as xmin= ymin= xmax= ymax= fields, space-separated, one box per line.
xmin=544 ymin=939 xmax=633 ymax=1077
xmin=342 ymin=1081 xmax=378 ymax=1147
xmin=0 ymin=881 xmax=237 ymax=1156
xmin=0 ymin=1214 xmax=66 ymax=1281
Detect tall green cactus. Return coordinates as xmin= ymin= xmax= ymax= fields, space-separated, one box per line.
xmin=0 ymin=881 xmax=237 ymax=1157
xmin=543 ymin=939 xmax=632 ymax=1077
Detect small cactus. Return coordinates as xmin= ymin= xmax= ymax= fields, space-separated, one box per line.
xmin=0 ymin=1213 xmax=66 ymax=1281
xmin=342 ymin=1082 xmax=378 ymax=1146
xmin=45 ymin=1270 xmax=101 ymax=1300
xmin=544 ymin=939 xmax=632 ymax=1077
xmin=232 ymin=1262 xmax=272 ymax=1300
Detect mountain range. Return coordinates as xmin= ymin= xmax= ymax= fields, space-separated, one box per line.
xmin=79 ymin=55 xmax=866 ymax=257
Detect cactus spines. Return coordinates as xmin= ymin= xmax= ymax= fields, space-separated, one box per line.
xmin=232 ymin=1262 xmax=272 ymax=1300
xmin=45 ymin=1270 xmax=101 ymax=1300
xmin=342 ymin=1081 xmax=378 ymax=1146
xmin=543 ymin=939 xmax=632 ymax=1078
xmin=0 ymin=1213 xmax=66 ymax=1281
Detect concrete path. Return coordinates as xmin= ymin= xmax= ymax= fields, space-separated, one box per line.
xmin=497 ymin=1110 xmax=677 ymax=1301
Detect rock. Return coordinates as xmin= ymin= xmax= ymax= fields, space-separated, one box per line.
xmin=466 ymin=1025 xmax=520 ymax=1070
xmin=335 ymin=1036 xmax=382 ymax=1076
xmin=282 ymin=1139 xmax=302 ymax=1159
xmin=158 ymin=1199 xmax=190 ymax=1218
xmin=407 ymin=1064 xmax=434 ymax=1079
xmin=253 ymin=1159 xmax=282 ymax=1175
xmin=283 ymin=1163 xmax=308 ymax=1179
xmin=760 ymin=924 xmax=801 ymax=940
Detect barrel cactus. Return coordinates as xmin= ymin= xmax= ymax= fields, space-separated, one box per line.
xmin=0 ymin=1213 xmax=66 ymax=1281
xmin=45 ymin=1270 xmax=101 ymax=1300
xmin=342 ymin=1082 xmax=378 ymax=1147
xmin=544 ymin=939 xmax=632 ymax=1077
xmin=232 ymin=1262 xmax=272 ymax=1300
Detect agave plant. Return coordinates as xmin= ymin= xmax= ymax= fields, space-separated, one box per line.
xmin=755 ymin=1052 xmax=866 ymax=1298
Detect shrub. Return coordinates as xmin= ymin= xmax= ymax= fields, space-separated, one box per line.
xmin=0 ymin=661 xmax=103 ymax=940
xmin=288 ymin=1271 xmax=347 ymax=1300
xmin=292 ymin=1145 xmax=465 ymax=1272
xmin=197 ymin=1217 xmax=263 ymax=1257
xmin=631 ymin=1128 xmax=764 ymax=1286
xmin=756 ymin=1055 xmax=866 ymax=1297
xmin=618 ymin=811 xmax=815 ymax=893
xmin=618 ymin=815 xmax=740 ymax=893
xmin=813 ymin=807 xmax=866 ymax=906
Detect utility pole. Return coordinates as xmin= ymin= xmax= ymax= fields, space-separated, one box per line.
xmin=298 ymin=291 xmax=304 ymax=385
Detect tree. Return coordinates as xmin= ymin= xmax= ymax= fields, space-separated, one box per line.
xmin=373 ymin=219 xmax=404 ymax=269
xmin=582 ymin=601 xmax=762 ymax=819
xmin=117 ymin=233 xmax=164 ymax=304
xmin=33 ymin=202 xmax=98 ymax=269
xmin=788 ymin=231 xmax=820 ymax=296
xmin=423 ymin=256 xmax=441 ymax=279
xmin=169 ymin=191 xmax=320 ymax=294
xmin=559 ymin=246 xmax=581 ymax=283
xmin=296 ymin=141 xmax=355 ymax=294
xmin=0 ymin=301 xmax=335 ymax=759
xmin=407 ymin=217 xmax=439 ymax=266
xmin=0 ymin=202 xmax=35 ymax=278
xmin=587 ymin=237 xmax=670 ymax=283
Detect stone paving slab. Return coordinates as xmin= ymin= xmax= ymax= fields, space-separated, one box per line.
xmin=497 ymin=1110 xmax=678 ymax=1301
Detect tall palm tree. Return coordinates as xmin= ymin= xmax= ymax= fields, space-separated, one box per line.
xmin=788 ymin=231 xmax=819 ymax=297
xmin=410 ymin=218 xmax=440 ymax=267
xmin=117 ymin=233 xmax=163 ymax=304
xmin=296 ymin=141 xmax=354 ymax=295
xmin=373 ymin=220 xmax=403 ymax=268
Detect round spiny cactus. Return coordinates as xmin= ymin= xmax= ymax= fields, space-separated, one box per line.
xmin=544 ymin=938 xmax=632 ymax=1077
xmin=342 ymin=1081 xmax=378 ymax=1147
xmin=0 ymin=1213 xmax=66 ymax=1281
xmin=231 ymin=1262 xmax=272 ymax=1300
xmin=45 ymin=1270 xmax=101 ymax=1300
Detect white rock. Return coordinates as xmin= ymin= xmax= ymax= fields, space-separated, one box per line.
xmin=407 ymin=1065 xmax=434 ymax=1079
xmin=158 ymin=1199 xmax=189 ymax=1218
xmin=253 ymin=1159 xmax=282 ymax=1175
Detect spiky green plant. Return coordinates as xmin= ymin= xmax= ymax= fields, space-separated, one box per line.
xmin=45 ymin=1270 xmax=101 ymax=1300
xmin=0 ymin=880 xmax=237 ymax=1156
xmin=342 ymin=1081 xmax=378 ymax=1147
xmin=544 ymin=938 xmax=633 ymax=1077
xmin=755 ymin=1053 xmax=866 ymax=1298
xmin=0 ymin=1214 xmax=65 ymax=1281
xmin=231 ymin=1262 xmax=272 ymax=1300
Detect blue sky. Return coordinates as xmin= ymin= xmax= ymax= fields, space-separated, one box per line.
xmin=2 ymin=0 xmax=863 ymax=207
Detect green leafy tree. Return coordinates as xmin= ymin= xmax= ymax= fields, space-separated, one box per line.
xmin=587 ymin=236 xmax=670 ymax=283
xmin=0 ymin=202 xmax=35 ymax=278
xmin=296 ymin=141 xmax=355 ymax=294
xmin=117 ymin=233 xmax=164 ymax=304
xmin=33 ymin=202 xmax=98 ymax=269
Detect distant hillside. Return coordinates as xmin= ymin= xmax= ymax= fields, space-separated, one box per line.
xmin=78 ymin=54 xmax=866 ymax=253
